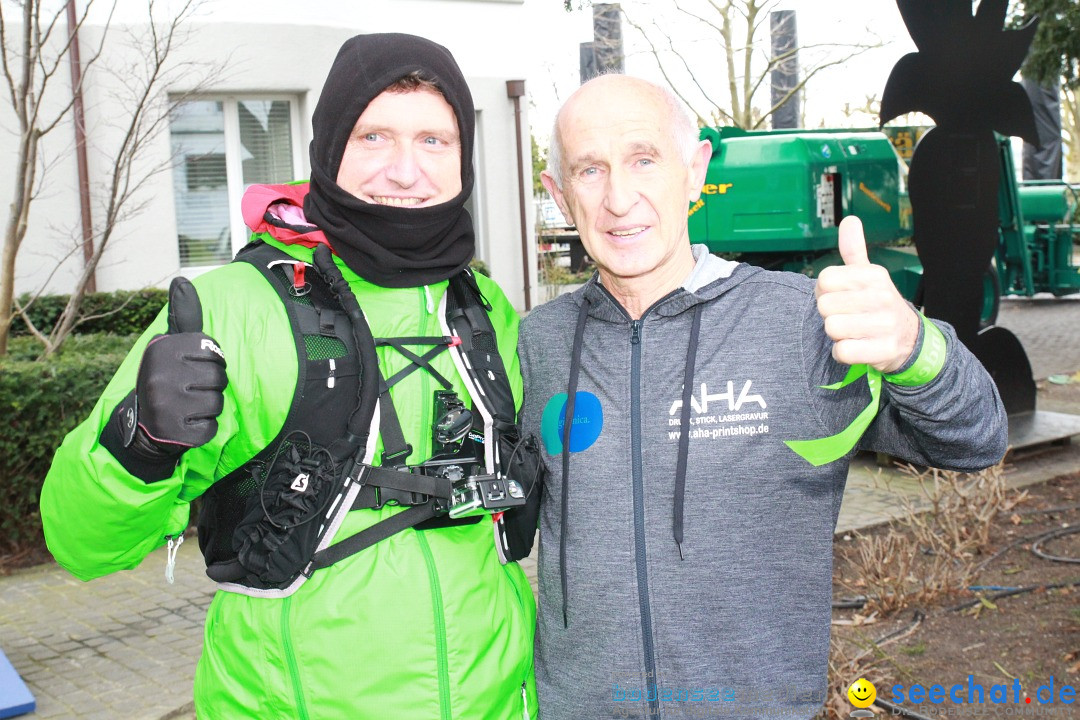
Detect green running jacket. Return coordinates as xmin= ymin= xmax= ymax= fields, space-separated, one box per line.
xmin=40 ymin=235 xmax=537 ymax=720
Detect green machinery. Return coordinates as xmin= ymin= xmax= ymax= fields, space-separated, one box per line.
xmin=687 ymin=126 xmax=1080 ymax=325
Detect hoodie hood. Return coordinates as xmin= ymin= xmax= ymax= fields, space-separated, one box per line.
xmin=241 ymin=182 xmax=330 ymax=249
xmin=578 ymin=250 xmax=752 ymax=324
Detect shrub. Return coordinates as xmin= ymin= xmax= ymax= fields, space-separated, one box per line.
xmin=469 ymin=258 xmax=491 ymax=277
xmin=0 ymin=333 xmax=136 ymax=552
xmin=12 ymin=288 xmax=168 ymax=337
xmin=838 ymin=463 xmax=1023 ymax=615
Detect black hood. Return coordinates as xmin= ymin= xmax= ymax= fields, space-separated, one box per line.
xmin=304 ymin=33 xmax=476 ymax=288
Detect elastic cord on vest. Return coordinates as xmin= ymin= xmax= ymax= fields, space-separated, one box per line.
xmin=311 ymin=244 xmax=381 ymax=462
xmin=560 ymin=294 xmax=592 ymax=629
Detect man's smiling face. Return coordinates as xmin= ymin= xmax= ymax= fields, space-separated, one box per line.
xmin=543 ymin=75 xmax=709 ymax=290
xmin=336 ymin=87 xmax=462 ymax=208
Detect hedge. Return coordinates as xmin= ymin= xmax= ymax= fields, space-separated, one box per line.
xmin=12 ymin=288 xmax=168 ymax=337
xmin=0 ymin=334 xmax=135 ymax=553
xmin=14 ymin=273 xmax=500 ymax=337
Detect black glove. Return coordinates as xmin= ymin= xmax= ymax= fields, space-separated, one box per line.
xmin=100 ymin=277 xmax=228 ymax=482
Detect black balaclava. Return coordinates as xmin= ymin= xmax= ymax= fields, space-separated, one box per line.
xmin=304 ymin=33 xmax=476 ymax=288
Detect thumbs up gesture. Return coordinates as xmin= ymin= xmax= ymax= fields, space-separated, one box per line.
xmin=127 ymin=277 xmax=228 ymax=457
xmin=815 ymin=216 xmax=920 ymax=373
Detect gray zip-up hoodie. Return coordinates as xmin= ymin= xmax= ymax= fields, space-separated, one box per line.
xmin=518 ymin=249 xmax=1007 ymax=720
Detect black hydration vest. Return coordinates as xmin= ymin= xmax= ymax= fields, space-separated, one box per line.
xmin=197 ymin=241 xmax=541 ymax=596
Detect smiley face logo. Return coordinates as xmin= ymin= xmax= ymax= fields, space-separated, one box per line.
xmin=847 ymin=677 xmax=876 ymax=708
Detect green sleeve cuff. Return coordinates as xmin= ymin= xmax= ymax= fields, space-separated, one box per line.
xmin=883 ymin=314 xmax=947 ymax=387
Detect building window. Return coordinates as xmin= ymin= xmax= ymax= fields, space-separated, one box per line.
xmin=169 ymin=97 xmax=302 ymax=268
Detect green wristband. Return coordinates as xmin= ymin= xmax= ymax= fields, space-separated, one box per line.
xmin=883 ymin=314 xmax=947 ymax=387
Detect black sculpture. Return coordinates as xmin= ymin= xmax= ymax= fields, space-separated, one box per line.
xmin=880 ymin=0 xmax=1039 ymax=413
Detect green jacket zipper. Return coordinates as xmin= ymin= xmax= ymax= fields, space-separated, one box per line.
xmin=281 ymin=595 xmax=309 ymax=720
xmin=417 ymin=531 xmax=452 ymax=720
xmin=501 ymin=562 xmax=534 ymax=719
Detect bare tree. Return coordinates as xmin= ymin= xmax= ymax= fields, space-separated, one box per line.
xmin=0 ymin=0 xmax=106 ymax=356
xmin=1064 ymin=87 xmax=1080 ymax=183
xmin=838 ymin=94 xmax=882 ymax=127
xmin=0 ymin=0 xmax=224 ymax=357
xmin=619 ymin=0 xmax=882 ymax=129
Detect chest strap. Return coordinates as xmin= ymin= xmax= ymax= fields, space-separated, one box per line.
xmin=308 ymin=503 xmax=439 ymax=574
xmin=352 ymin=466 xmax=452 ymax=508
xmin=376 ymin=336 xmax=458 ymax=390
xmin=372 ymin=335 xmax=458 ymax=468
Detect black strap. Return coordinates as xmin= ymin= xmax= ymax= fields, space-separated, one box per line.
xmin=560 ymin=294 xmax=591 ymax=628
xmin=308 ymin=503 xmax=439 ymax=573
xmin=446 ymin=272 xmax=516 ymax=433
xmin=311 ymin=245 xmax=381 ymax=460
xmin=357 ymin=465 xmax=453 ymax=501
xmin=378 ymin=335 xmax=453 ymax=345
xmin=214 ymin=257 xmax=523 ymax=584
xmin=353 ymin=484 xmax=409 ymax=509
xmin=673 ymin=304 xmax=703 ymax=560
xmin=376 ymin=388 xmax=413 ymax=467
xmin=377 ymin=339 xmax=455 ymax=390
xmin=352 ymin=484 xmax=441 ymax=510
xmin=207 ymin=243 xmax=321 ymax=493
xmin=371 ymin=335 xmax=460 ymax=466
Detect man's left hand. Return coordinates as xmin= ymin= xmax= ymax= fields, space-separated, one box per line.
xmin=815 ymin=216 xmax=920 ymax=374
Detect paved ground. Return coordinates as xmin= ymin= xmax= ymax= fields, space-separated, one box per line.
xmin=996 ymin=295 xmax=1080 ymax=382
xmin=1 ymin=297 xmax=1078 ymax=720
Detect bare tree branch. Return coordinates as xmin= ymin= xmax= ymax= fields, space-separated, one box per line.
xmin=621 ymin=0 xmax=886 ymax=130
xmin=36 ymin=2 xmax=117 ymax=137
xmin=755 ymin=51 xmax=875 ymax=130
xmin=13 ymin=236 xmax=87 ymax=319
xmin=44 ymin=0 xmax=224 ymax=355
xmin=675 ymin=2 xmax=725 ymax=36
xmin=13 ymin=294 xmax=50 ymax=347
xmin=623 ymin=10 xmax=728 ymax=126
xmin=1 ymin=0 xmax=226 ymax=356
xmin=0 ymin=6 xmax=18 ymax=109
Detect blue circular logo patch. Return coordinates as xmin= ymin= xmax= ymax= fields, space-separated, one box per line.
xmin=540 ymin=392 xmax=604 ymax=455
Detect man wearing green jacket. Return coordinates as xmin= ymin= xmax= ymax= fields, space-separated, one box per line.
xmin=40 ymin=33 xmax=537 ymax=720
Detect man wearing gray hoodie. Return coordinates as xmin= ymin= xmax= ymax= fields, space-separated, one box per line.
xmin=518 ymin=74 xmax=1007 ymax=720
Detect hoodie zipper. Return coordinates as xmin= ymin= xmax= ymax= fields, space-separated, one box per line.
xmin=589 ymin=285 xmax=682 ymax=720
xmin=630 ymin=317 xmax=660 ymax=720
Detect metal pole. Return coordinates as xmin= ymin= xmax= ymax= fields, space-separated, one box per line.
xmin=506 ymin=79 xmax=531 ymax=311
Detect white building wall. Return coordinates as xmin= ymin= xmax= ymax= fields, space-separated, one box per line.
xmin=5 ymin=0 xmax=537 ymax=311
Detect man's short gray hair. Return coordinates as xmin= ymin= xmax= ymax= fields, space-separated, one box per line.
xmin=546 ymin=76 xmax=701 ymax=189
